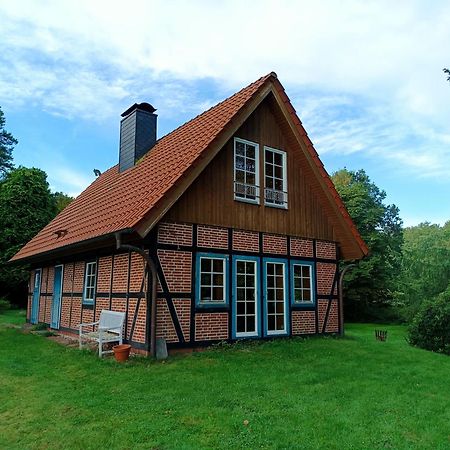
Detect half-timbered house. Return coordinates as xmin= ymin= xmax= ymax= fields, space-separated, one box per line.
xmin=11 ymin=72 xmax=368 ymax=355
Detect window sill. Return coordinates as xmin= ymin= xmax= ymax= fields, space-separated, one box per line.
xmin=264 ymin=202 xmax=288 ymax=210
xmin=234 ymin=196 xmax=260 ymax=205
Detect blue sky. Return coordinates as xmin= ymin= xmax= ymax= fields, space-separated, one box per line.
xmin=1 ymin=0 xmax=450 ymax=226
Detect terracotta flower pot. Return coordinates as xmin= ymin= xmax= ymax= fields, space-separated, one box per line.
xmin=113 ymin=344 xmax=131 ymax=362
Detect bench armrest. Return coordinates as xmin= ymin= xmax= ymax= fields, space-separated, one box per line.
xmin=98 ymin=326 xmax=122 ymax=332
xmin=79 ymin=321 xmax=99 ymax=328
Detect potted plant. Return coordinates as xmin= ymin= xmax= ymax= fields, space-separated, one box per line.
xmin=112 ymin=344 xmax=131 ymax=362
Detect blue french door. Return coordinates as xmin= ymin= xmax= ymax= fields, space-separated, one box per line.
xmin=232 ymin=255 xmax=261 ymax=339
xmin=31 ymin=269 xmax=41 ymax=324
xmin=50 ymin=265 xmax=63 ymax=329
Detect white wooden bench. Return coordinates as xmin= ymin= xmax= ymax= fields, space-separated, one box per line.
xmin=79 ymin=310 xmax=126 ymax=357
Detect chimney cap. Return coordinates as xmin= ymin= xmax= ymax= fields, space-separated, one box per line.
xmin=121 ymin=102 xmax=156 ymax=118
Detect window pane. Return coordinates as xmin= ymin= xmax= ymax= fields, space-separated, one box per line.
xmin=246 ymin=145 xmax=255 ymax=159
xmin=237 ymin=316 xmax=245 ymax=333
xmin=246 ymin=159 xmax=256 ymax=173
xmin=247 ymin=302 xmax=255 ymax=315
xmin=246 ymin=276 xmax=255 ymax=287
xmin=236 ymin=170 xmax=245 ymax=183
xmin=213 ymin=274 xmax=223 ymax=286
xmin=303 ymin=290 xmax=311 ymax=301
xmin=275 ymin=264 xmax=283 ymax=276
xmin=201 ymin=287 xmax=211 ymax=301
xmin=247 ymin=316 xmax=255 ymax=332
xmin=276 ymin=315 xmax=284 ymax=330
xmin=212 ymin=259 xmax=223 ymax=273
xmin=275 ymin=179 xmax=283 ymax=191
xmin=294 ymin=289 xmax=302 ymax=302
xmin=274 ymin=153 xmax=283 ymax=166
xmin=276 ymin=289 xmax=284 ymax=301
xmin=213 ymin=287 xmax=223 ymax=301
xmin=276 ymin=302 xmax=284 ymax=313
xmin=265 ymin=163 xmax=273 ymax=177
xmin=266 ymin=150 xmax=273 ymax=163
xmin=246 ymin=288 xmax=255 ymax=301
xmin=237 ymin=301 xmax=245 ymax=314
xmin=268 ymin=315 xmax=275 ymax=330
xmin=201 ymin=273 xmax=211 ymax=286
xmin=237 ymin=262 xmax=245 ymax=274
xmin=275 ymin=276 xmax=284 ymax=288
xmin=246 ymin=173 xmax=255 ymax=186
xmin=235 ymin=156 xmax=245 ymax=170
xmin=267 ymin=301 xmax=275 ymax=314
xmin=236 ymin=141 xmax=245 ymax=155
xmin=303 ymin=278 xmax=310 ymax=289
xmin=294 ymin=277 xmax=301 ymax=289
xmin=201 ymin=258 xmax=211 ymax=272
xmin=237 ymin=274 xmax=245 ymax=287
xmin=237 ymin=288 xmax=245 ymax=301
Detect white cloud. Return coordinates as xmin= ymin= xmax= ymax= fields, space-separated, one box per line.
xmin=1 ymin=0 xmax=450 ymax=181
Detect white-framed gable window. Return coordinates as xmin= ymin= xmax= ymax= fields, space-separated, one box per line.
xmin=234 ymin=137 xmax=260 ymax=204
xmin=264 ymin=146 xmax=287 ymax=208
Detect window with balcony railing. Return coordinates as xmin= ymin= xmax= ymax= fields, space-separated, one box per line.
xmin=234 ymin=138 xmax=260 ymax=204
xmin=264 ymin=146 xmax=287 ymax=208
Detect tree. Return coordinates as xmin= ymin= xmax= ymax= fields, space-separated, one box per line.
xmin=0 ymin=106 xmax=17 ymax=178
xmin=53 ymin=191 xmax=73 ymax=213
xmin=0 ymin=167 xmax=57 ymax=305
xmin=332 ymin=169 xmax=403 ymax=321
xmin=396 ymin=222 xmax=450 ymax=319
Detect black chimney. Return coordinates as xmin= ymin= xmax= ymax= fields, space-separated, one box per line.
xmin=119 ymin=102 xmax=157 ymax=172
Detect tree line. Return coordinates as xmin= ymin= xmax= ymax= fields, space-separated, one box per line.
xmin=0 ymin=106 xmax=72 ymax=308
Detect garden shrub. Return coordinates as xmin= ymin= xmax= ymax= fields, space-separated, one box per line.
xmin=408 ymin=287 xmax=450 ymax=355
xmin=0 ymin=297 xmax=10 ymax=313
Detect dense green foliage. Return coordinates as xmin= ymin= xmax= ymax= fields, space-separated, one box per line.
xmin=332 ymin=169 xmax=403 ymax=321
xmin=0 ymin=107 xmax=17 ymax=178
xmin=408 ymin=287 xmax=450 ymax=355
xmin=52 ymin=191 xmax=74 ymax=213
xmin=1 ymin=312 xmax=450 ymax=449
xmin=396 ymin=222 xmax=450 ymax=319
xmin=0 ymin=167 xmax=58 ymax=304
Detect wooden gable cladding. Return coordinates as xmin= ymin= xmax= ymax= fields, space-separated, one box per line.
xmin=165 ymin=94 xmax=337 ymax=242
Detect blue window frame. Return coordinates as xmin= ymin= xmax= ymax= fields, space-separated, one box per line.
xmin=290 ymin=260 xmax=315 ymax=307
xmin=82 ymin=261 xmax=97 ymax=305
xmin=195 ymin=253 xmax=229 ymax=308
xmin=262 ymin=258 xmax=289 ymax=337
xmin=232 ymin=255 xmax=261 ymax=339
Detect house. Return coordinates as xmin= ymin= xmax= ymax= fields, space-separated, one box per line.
xmin=11 ymin=72 xmax=368 ymax=355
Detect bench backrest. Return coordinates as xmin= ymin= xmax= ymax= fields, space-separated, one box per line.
xmin=99 ymin=310 xmax=126 ymax=333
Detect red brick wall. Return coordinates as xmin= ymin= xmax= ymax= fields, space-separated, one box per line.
xmin=263 ymin=234 xmax=287 ymax=254
xmin=290 ymin=238 xmax=313 ymax=258
xmin=158 ymin=250 xmax=191 ymax=292
xmin=112 ymin=254 xmax=128 ymax=292
xmin=292 ymin=311 xmax=316 ymax=335
xmin=325 ymin=300 xmax=339 ymax=333
xmin=156 ymin=298 xmax=178 ymax=343
xmin=173 ymin=299 xmax=191 ymax=341
xmin=232 ymin=230 xmax=259 ymax=252
xmin=129 ymin=253 xmax=146 ymax=292
xmin=318 ymin=299 xmax=328 ymax=332
xmin=316 ymin=241 xmax=337 ymax=260
xmin=316 ymin=262 xmax=337 ymax=296
xmin=195 ymin=313 xmax=228 ymax=341
xmin=60 ymin=296 xmax=71 ymax=328
xmin=70 ymin=297 xmax=82 ymax=329
xmin=130 ymin=299 xmax=147 ymax=343
xmin=97 ymin=256 xmax=112 ymax=293
xmin=197 ymin=225 xmax=228 ymax=249
xmin=158 ymin=222 xmax=193 ymax=246
xmin=73 ymin=262 xmax=84 ymax=292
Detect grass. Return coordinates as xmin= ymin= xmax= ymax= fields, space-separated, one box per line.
xmin=1 ymin=311 xmax=450 ymax=449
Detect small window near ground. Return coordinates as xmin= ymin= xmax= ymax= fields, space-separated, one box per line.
xmin=234 ymin=137 xmax=260 ymax=204
xmin=196 ymin=253 xmax=229 ymax=307
xmin=264 ymin=147 xmax=287 ymax=208
xmin=292 ymin=262 xmax=314 ymax=305
xmin=83 ymin=261 xmax=97 ymax=305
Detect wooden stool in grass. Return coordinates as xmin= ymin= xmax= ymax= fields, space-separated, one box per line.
xmin=375 ymin=329 xmax=388 ymax=341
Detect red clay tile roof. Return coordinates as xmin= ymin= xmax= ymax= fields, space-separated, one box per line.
xmin=11 ymin=73 xmax=368 ymax=262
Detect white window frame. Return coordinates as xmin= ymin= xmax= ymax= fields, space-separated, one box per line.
xmin=292 ymin=263 xmax=313 ymax=304
xmin=264 ymin=146 xmax=288 ymax=209
xmin=264 ymin=260 xmax=288 ymax=336
xmin=233 ymin=137 xmax=260 ymax=205
xmin=82 ymin=261 xmax=97 ymax=305
xmin=197 ymin=255 xmax=227 ymax=306
xmin=234 ymin=258 xmax=259 ymax=338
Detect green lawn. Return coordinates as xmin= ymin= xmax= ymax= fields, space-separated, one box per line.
xmin=1 ymin=311 xmax=449 ymax=449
